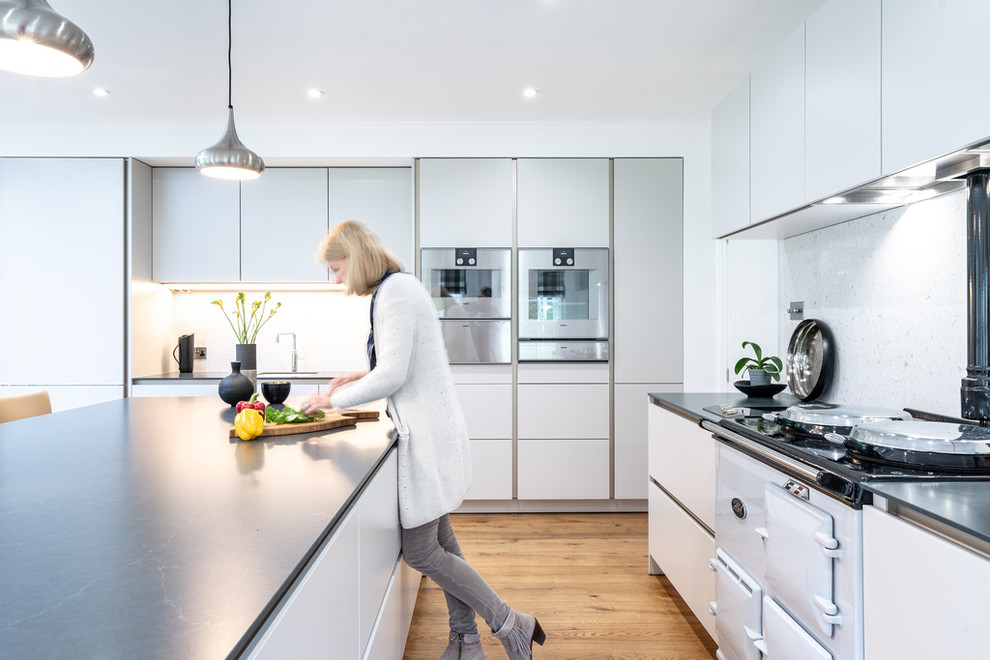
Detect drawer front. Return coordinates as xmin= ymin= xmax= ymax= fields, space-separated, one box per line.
xmin=648 ymin=482 xmax=717 ymax=640
xmin=464 ymin=439 xmax=512 ymax=500
xmin=455 ymin=383 xmax=512 ymax=439
xmin=517 ymin=439 xmax=609 ymax=499
xmin=649 ymin=404 xmax=715 ymax=529
xmin=518 ymin=384 xmax=609 ymax=439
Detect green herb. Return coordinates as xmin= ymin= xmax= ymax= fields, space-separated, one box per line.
xmin=265 ymin=405 xmax=326 ymax=424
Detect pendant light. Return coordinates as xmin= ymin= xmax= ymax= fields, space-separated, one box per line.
xmin=0 ymin=0 xmax=94 ymax=77
xmin=194 ymin=0 xmax=264 ymax=181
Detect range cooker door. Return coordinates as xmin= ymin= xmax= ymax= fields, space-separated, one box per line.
xmin=757 ymin=595 xmax=833 ymax=660
xmin=712 ymin=549 xmax=763 ymax=660
xmin=761 ymin=483 xmax=840 ymax=639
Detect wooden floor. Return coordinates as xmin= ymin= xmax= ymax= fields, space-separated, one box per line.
xmin=401 ymin=512 xmax=718 ymax=660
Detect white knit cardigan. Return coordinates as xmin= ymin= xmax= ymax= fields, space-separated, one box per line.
xmin=328 ymin=272 xmax=472 ymax=528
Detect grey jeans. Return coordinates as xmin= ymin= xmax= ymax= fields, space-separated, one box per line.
xmin=401 ymin=514 xmax=510 ymax=636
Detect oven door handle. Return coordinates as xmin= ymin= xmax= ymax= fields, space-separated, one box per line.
xmin=814 ymin=531 xmax=841 ymax=558
xmin=702 ymin=420 xmax=824 ymax=483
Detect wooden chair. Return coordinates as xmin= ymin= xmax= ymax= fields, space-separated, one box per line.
xmin=0 ymin=391 xmax=52 ymax=423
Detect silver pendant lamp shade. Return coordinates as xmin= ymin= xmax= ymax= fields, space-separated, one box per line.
xmin=0 ymin=0 xmax=94 ymax=77
xmin=195 ymin=0 xmax=264 ymax=181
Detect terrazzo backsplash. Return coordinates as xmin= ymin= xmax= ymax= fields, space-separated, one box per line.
xmin=779 ymin=189 xmax=968 ymax=416
xmin=169 ymin=290 xmax=373 ymax=375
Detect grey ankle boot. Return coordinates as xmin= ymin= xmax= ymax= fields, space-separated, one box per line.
xmin=439 ymin=631 xmax=484 ymax=660
xmin=493 ymin=608 xmax=546 ymax=659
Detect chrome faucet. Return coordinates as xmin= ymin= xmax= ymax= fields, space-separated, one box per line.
xmin=276 ymin=332 xmax=297 ymax=372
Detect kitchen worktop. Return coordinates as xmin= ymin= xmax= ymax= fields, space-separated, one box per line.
xmin=648 ymin=390 xmax=802 ymax=424
xmin=0 ymin=397 xmax=395 ymax=659
xmin=650 ymin=392 xmax=990 ymax=558
xmin=134 ymin=371 xmax=346 ymax=383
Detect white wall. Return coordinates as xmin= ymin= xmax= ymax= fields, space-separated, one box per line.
xmin=8 ymin=120 xmax=720 ymax=391
xmin=779 ymin=189 xmax=967 ymax=415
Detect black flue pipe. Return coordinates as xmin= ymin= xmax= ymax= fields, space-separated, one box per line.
xmin=961 ymin=169 xmax=990 ymax=425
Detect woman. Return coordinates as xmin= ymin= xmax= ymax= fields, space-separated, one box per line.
xmin=301 ymin=221 xmax=546 ymax=660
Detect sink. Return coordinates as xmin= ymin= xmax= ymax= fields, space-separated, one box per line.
xmin=258 ymin=372 xmax=318 ymax=378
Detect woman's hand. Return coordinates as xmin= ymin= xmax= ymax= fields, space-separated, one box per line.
xmin=325 ymin=371 xmax=366 ymax=398
xmin=300 ymin=395 xmax=332 ymax=416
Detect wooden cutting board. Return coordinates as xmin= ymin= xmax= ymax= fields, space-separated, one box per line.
xmin=228 ymin=409 xmax=380 ymax=439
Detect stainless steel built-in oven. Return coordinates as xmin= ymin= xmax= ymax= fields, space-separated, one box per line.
xmin=420 ymin=247 xmax=511 ymax=363
xmin=517 ymin=247 xmax=609 ymax=361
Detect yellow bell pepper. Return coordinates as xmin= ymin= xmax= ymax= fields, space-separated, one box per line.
xmin=234 ymin=408 xmax=265 ymax=441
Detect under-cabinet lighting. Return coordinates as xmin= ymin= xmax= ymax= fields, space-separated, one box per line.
xmin=307 ymin=88 xmax=325 ymax=99
xmin=163 ymin=282 xmax=346 ymax=293
xmin=522 ymin=87 xmax=540 ymax=98
xmin=92 ymin=88 xmax=110 ymax=97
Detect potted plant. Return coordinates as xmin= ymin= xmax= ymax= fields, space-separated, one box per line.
xmin=733 ymin=341 xmax=783 ymax=386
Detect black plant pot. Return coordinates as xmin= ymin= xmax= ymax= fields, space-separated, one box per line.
xmin=219 ymin=361 xmax=254 ymax=406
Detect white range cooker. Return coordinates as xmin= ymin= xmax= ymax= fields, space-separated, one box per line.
xmin=702 ymin=403 xmax=990 ymax=660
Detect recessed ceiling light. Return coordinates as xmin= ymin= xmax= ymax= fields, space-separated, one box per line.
xmin=92 ymin=88 xmax=110 ymax=97
xmin=307 ymin=88 xmax=325 ymax=99
xmin=522 ymin=87 xmax=540 ymax=98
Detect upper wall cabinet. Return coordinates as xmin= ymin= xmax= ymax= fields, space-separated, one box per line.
xmin=418 ymin=159 xmax=513 ymax=247
xmin=882 ymin=0 xmax=990 ymax=175
xmin=330 ymin=168 xmax=414 ymax=271
xmin=517 ymin=158 xmax=610 ymax=247
xmin=711 ymin=77 xmax=751 ymax=238
xmin=805 ymin=0 xmax=880 ymax=203
xmin=750 ymin=23 xmax=805 ymax=222
xmin=153 ymin=169 xmax=240 ymax=281
xmin=241 ymin=169 xmax=329 ymax=282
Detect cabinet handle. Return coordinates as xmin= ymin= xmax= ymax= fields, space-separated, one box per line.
xmin=814 ymin=531 xmax=841 ymax=558
xmin=709 ymin=601 xmax=717 ymax=616
xmin=708 ymin=557 xmax=718 ymax=572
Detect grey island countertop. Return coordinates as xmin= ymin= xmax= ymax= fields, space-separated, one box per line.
xmin=0 ymin=396 xmax=395 ymax=659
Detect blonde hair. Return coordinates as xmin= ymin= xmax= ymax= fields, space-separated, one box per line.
xmin=317 ymin=221 xmax=403 ymax=295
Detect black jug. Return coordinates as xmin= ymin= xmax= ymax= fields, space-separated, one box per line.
xmin=173 ymin=333 xmax=195 ymax=373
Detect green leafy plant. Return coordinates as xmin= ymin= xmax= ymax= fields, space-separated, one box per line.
xmin=211 ymin=292 xmax=282 ymax=344
xmin=733 ymin=341 xmax=783 ymax=382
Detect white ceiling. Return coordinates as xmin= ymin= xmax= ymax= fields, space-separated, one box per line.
xmin=0 ymin=0 xmax=825 ymax=127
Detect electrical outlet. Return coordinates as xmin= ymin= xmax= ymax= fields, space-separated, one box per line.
xmin=194 ymin=347 xmax=207 ymax=359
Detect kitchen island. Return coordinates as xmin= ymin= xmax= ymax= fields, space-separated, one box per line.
xmin=0 ymin=396 xmax=413 ymax=659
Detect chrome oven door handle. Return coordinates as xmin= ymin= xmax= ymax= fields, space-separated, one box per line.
xmin=701 ymin=420 xmax=824 ymax=484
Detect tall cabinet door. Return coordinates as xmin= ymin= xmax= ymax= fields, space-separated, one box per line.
xmin=711 ymin=76 xmax=751 ymax=238
xmin=517 ymin=158 xmax=610 ymax=247
xmin=0 ymin=158 xmax=126 ymax=389
xmin=330 ymin=168 xmax=414 ymax=271
xmin=241 ymin=168 xmax=329 ymax=282
xmin=152 ymin=168 xmax=240 ymax=281
xmin=418 ymin=159 xmax=513 ymax=247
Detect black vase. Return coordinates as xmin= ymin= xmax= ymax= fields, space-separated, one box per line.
xmin=219 ymin=361 xmax=254 ymax=406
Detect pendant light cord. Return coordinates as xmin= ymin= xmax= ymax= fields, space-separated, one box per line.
xmin=227 ymin=0 xmax=233 ymax=109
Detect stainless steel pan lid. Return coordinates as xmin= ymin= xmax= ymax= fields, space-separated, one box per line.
xmin=847 ymin=420 xmax=990 ymax=454
xmin=766 ymin=402 xmax=910 ymax=436
xmin=786 ymin=319 xmax=835 ymax=400
xmin=839 ymin=420 xmax=990 ymax=471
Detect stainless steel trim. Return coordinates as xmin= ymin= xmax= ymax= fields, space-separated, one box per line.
xmin=701 ymin=419 xmax=823 ymax=483
xmin=650 ymin=476 xmax=714 ymax=536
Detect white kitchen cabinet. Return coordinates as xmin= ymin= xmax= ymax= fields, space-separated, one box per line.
xmin=240 ymin=168 xmax=329 ymax=282
xmin=517 ymin=383 xmax=609 ymax=440
xmin=517 ymin=158 xmax=610 ymax=247
xmin=882 ymin=0 xmax=990 ymax=176
xmin=863 ymin=505 xmax=990 ymax=659
xmin=614 ymin=384 xmax=680 ymax=500
xmin=648 ymin=403 xmax=715 ymax=529
xmin=418 ymin=159 xmax=513 ymax=247
xmin=0 ymin=158 xmax=125 ymax=401
xmin=613 ymin=158 xmax=683 ymax=384
xmin=648 ymin=482 xmax=716 ymax=639
xmin=358 ymin=451 xmax=401 ymax=657
xmin=517 ymin=382 xmax=609 ymax=500
xmin=711 ymin=76 xmax=751 ymax=237
xmin=329 ymin=168 xmax=414 ymax=272
xmin=517 ymin=439 xmax=610 ymax=500
xmin=455 ymin=382 xmax=513 ymax=500
xmin=749 ymin=23 xmax=805 ymax=223
xmin=805 ymin=0 xmax=881 ymax=203
xmin=152 ymin=168 xmax=240 ymax=281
